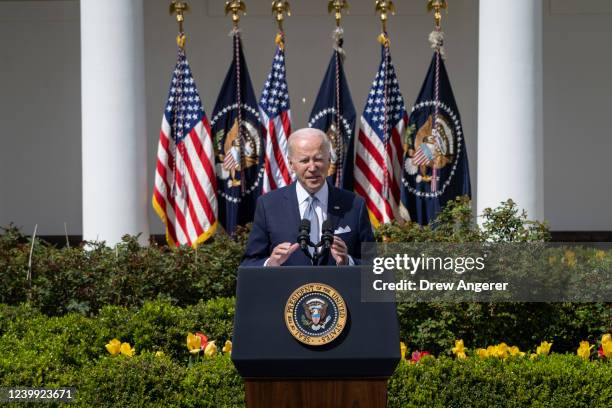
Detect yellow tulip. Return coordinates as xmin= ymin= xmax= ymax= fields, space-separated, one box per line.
xmin=155 ymin=351 xmax=165 ymax=358
xmin=222 ymin=340 xmax=233 ymax=354
xmin=536 ymin=341 xmax=552 ymax=356
xmin=508 ymin=346 xmax=523 ymax=357
xmin=452 ymin=340 xmax=467 ymax=359
xmin=120 ymin=342 xmax=135 ymax=357
xmin=496 ymin=343 xmax=509 ymax=358
xmin=400 ymin=342 xmax=407 ymax=360
xmin=564 ymin=250 xmax=576 ymax=267
xmin=187 ymin=332 xmax=201 ymax=354
xmin=576 ymin=341 xmax=593 ymax=360
xmin=476 ymin=348 xmax=488 ymax=359
xmin=602 ymin=334 xmax=612 ymax=358
xmin=105 ymin=338 xmax=121 ymax=356
xmin=595 ymin=250 xmax=606 ymax=261
xmin=204 ymin=341 xmax=217 ymax=358
xmin=529 ymin=353 xmax=538 ymax=360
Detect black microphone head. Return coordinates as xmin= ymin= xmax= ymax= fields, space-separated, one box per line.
xmin=299 ymin=218 xmax=311 ymax=232
xmin=321 ymin=220 xmax=334 ymax=249
xmin=298 ymin=219 xmax=311 ymax=250
xmin=321 ymin=220 xmax=333 ymax=234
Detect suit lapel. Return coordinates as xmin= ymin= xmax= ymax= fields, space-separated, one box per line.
xmin=283 ymin=182 xmax=301 ymax=232
xmin=326 ymin=183 xmax=342 ymax=232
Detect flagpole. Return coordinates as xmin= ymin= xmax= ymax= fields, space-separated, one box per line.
xmin=375 ymin=0 xmax=395 ymax=37
xmin=427 ymin=0 xmax=447 ymax=30
xmin=328 ymin=0 xmax=349 ymax=28
xmin=375 ymin=1 xmax=395 ymax=200
xmin=168 ymin=1 xmax=191 ymax=198
xmin=225 ymin=1 xmax=247 ymax=194
xmin=169 ymin=1 xmax=190 ymax=49
xmin=427 ymin=0 xmax=447 ymax=193
xmin=272 ymin=1 xmax=290 ymax=35
xmin=328 ymin=1 xmax=349 ymax=187
xmin=225 ymin=0 xmax=246 ymax=29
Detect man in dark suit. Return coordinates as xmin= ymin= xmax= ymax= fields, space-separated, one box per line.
xmin=242 ymin=128 xmax=374 ymax=266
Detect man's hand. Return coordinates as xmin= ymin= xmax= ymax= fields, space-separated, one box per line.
xmin=266 ymin=242 xmax=300 ymax=267
xmin=331 ymin=236 xmax=349 ymax=265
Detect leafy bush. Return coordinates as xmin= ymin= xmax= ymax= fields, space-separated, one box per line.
xmin=388 ymin=355 xmax=612 ymax=408
xmin=0 ymin=298 xmax=235 ymax=383
xmin=76 ymin=353 xmax=185 ymax=407
xmin=0 ymin=226 xmax=247 ymax=315
xmin=2 ymin=349 xmax=610 ymax=407
xmin=397 ymin=302 xmax=612 ymax=355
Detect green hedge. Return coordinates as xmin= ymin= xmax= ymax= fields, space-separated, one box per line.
xmin=1 ymin=298 xmax=610 ymax=407
xmin=0 ymin=298 xmax=609 ymax=364
xmin=397 ymin=302 xmax=611 ymax=355
xmin=0 ymin=352 xmax=609 ymax=407
xmin=387 ymin=355 xmax=611 ymax=408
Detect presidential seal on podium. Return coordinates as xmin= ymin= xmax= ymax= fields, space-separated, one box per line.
xmin=284 ymin=283 xmax=347 ymax=346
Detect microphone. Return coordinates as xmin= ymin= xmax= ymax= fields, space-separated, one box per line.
xmin=297 ymin=218 xmax=311 ymax=251
xmin=321 ymin=220 xmax=334 ymax=250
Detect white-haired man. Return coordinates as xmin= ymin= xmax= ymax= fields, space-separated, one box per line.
xmin=242 ymin=128 xmax=374 ymax=266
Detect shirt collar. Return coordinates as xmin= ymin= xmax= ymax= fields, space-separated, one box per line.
xmin=296 ymin=181 xmax=329 ymax=207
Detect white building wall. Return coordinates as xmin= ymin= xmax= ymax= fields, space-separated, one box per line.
xmin=0 ymin=0 xmax=610 ymax=235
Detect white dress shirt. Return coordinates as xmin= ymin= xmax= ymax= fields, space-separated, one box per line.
xmin=296 ymin=180 xmax=328 ymax=243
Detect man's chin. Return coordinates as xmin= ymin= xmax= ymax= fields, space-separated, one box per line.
xmin=304 ymin=179 xmax=324 ymax=193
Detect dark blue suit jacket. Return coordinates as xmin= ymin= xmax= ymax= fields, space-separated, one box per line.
xmin=241 ymin=182 xmax=374 ymax=266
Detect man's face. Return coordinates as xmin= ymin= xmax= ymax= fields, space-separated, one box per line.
xmin=288 ymin=133 xmax=330 ymax=195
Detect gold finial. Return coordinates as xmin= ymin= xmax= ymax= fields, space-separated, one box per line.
xmin=225 ymin=0 xmax=247 ymax=28
xmin=328 ymin=0 xmax=349 ymax=27
xmin=427 ymin=0 xmax=447 ymax=29
xmin=271 ymin=1 xmax=290 ymax=32
xmin=375 ymin=1 xmax=395 ymax=34
xmin=169 ymin=1 xmax=190 ymax=48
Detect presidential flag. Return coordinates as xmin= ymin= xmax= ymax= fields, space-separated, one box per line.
xmin=211 ymin=32 xmax=264 ymax=234
xmin=400 ymin=41 xmax=471 ymax=225
xmin=152 ymin=48 xmax=217 ymax=247
xmin=354 ymin=43 xmax=408 ymax=227
xmin=260 ymin=36 xmax=292 ymax=193
xmin=308 ymin=47 xmax=356 ymax=190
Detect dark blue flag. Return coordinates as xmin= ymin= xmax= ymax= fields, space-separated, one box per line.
xmin=308 ymin=49 xmax=356 ymax=190
xmin=401 ymin=51 xmax=471 ymax=225
xmin=211 ymin=32 xmax=264 ymax=234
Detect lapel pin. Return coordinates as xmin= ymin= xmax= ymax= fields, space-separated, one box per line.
xmin=333 ymin=205 xmax=340 ymax=210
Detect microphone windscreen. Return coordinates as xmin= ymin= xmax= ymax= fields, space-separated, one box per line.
xmin=300 ymin=218 xmax=311 ymax=231
xmin=322 ymin=219 xmax=333 ymax=233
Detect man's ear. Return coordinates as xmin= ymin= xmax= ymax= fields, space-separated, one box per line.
xmin=287 ymin=156 xmax=295 ymax=172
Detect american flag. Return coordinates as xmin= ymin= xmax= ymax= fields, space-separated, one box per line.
xmin=259 ymin=43 xmax=292 ymax=193
xmin=152 ymin=49 xmax=217 ymax=247
xmin=354 ymin=44 xmax=408 ymax=227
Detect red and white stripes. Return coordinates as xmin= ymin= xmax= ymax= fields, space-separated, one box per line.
xmin=153 ymin=115 xmax=217 ymax=247
xmin=354 ymin=114 xmax=407 ymax=227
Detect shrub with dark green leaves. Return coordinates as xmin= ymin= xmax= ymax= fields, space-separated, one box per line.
xmin=397 ymin=301 xmax=612 ymax=355
xmin=388 ymin=355 xmax=612 ymax=408
xmin=0 ymin=226 xmax=247 ymax=315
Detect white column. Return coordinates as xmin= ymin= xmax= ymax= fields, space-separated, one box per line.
xmin=477 ymin=0 xmax=544 ymax=221
xmin=81 ymin=0 xmax=149 ymax=245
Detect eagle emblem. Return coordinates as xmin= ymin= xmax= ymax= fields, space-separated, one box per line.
xmin=301 ymin=298 xmax=332 ymax=331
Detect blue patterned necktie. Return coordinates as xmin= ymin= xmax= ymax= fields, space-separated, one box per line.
xmin=305 ymin=195 xmax=320 ymax=254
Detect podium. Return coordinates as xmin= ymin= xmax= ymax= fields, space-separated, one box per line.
xmin=232 ymin=266 xmax=400 ymax=408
